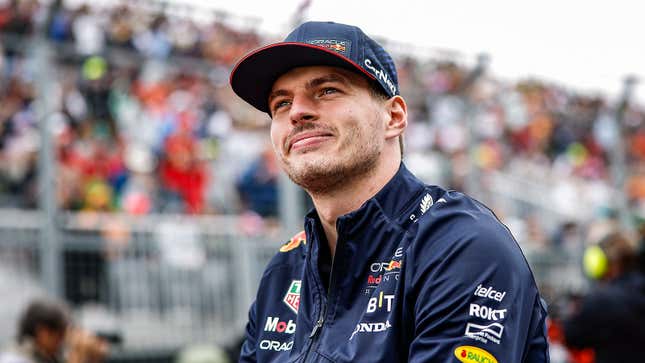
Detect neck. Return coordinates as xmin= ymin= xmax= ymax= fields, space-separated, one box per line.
xmin=309 ymin=157 xmax=400 ymax=256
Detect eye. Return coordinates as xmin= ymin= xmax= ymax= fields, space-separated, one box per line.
xmin=272 ymin=99 xmax=291 ymax=113
xmin=319 ymin=87 xmax=339 ymax=96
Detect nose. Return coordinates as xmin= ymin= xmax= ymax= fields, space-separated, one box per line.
xmin=289 ymin=95 xmax=318 ymax=125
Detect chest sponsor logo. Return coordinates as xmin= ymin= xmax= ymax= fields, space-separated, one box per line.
xmin=473 ymin=284 xmax=506 ymax=302
xmin=365 ymin=247 xmax=404 ymax=293
xmin=464 ymin=322 xmax=503 ymax=345
xmin=264 ymin=316 xmax=296 ymax=334
xmin=454 ymin=346 xmax=498 ymax=363
xmin=370 ymin=260 xmax=403 ymax=273
xmin=349 ymin=320 xmax=391 ymax=340
xmin=283 ymin=280 xmax=301 ymax=314
xmin=259 ymin=339 xmax=293 ymax=352
xmin=367 ymin=274 xmax=382 ymax=285
xmin=469 ymin=303 xmax=507 ymax=321
xmin=370 ymin=247 xmax=403 ymax=274
xmin=366 ymin=291 xmax=395 ymax=314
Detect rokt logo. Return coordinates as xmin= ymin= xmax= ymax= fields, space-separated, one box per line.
xmin=280 ymin=231 xmax=306 ymax=253
xmin=264 ymin=317 xmax=296 ymax=334
xmin=469 ymin=303 xmax=507 ymax=321
xmin=283 ymin=280 xmax=301 ymax=314
xmin=453 ymin=346 xmax=498 ymax=363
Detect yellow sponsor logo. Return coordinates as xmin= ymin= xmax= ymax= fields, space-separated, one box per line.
xmin=279 ymin=231 xmax=306 ymax=252
xmin=454 ymin=346 xmax=498 ymax=363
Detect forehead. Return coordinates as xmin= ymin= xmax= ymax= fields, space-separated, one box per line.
xmin=271 ymin=66 xmax=369 ymax=92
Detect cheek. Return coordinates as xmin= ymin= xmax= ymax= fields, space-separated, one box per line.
xmin=269 ymin=124 xmax=282 ymax=150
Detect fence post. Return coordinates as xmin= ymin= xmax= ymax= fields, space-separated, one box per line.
xmin=31 ymin=34 xmax=62 ymax=298
xmin=231 ymin=237 xmax=255 ymax=332
xmin=278 ymin=172 xmax=305 ymax=234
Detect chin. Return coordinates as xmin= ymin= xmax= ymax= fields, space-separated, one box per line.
xmin=283 ymin=157 xmax=346 ymax=191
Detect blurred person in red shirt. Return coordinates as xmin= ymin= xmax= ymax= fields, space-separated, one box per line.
xmin=159 ymin=132 xmax=208 ymax=214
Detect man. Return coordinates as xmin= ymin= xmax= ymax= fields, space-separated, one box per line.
xmin=0 ymin=299 xmax=109 ymax=363
xmin=563 ymin=231 xmax=645 ymax=363
xmin=230 ymin=21 xmax=549 ymax=362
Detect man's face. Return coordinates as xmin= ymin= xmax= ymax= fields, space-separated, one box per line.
xmin=35 ymin=325 xmax=66 ymax=357
xmin=268 ymin=66 xmax=388 ymax=193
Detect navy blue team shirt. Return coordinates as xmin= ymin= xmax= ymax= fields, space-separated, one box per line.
xmin=240 ymin=163 xmax=549 ymax=362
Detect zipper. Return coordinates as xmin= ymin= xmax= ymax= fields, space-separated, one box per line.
xmin=301 ymin=248 xmax=338 ymax=362
xmin=301 ymin=306 xmax=325 ymax=362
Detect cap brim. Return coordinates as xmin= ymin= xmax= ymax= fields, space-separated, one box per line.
xmin=230 ymin=42 xmax=376 ymax=113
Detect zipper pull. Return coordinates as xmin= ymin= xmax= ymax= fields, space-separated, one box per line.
xmin=309 ymin=317 xmax=324 ymax=338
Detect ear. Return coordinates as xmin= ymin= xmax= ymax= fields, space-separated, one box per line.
xmin=384 ymin=95 xmax=407 ymax=141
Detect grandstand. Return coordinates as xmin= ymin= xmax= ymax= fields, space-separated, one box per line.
xmin=0 ymin=1 xmax=643 ymax=362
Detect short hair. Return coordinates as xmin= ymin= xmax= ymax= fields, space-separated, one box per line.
xmin=17 ymin=299 xmax=69 ymax=343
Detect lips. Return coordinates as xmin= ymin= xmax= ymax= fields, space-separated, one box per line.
xmin=287 ymin=130 xmax=334 ymax=152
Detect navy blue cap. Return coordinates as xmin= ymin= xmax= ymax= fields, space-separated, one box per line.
xmin=230 ymin=21 xmax=399 ymax=113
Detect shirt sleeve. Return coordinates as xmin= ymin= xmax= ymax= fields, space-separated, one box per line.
xmin=239 ymin=301 xmax=258 ymax=363
xmin=406 ymin=216 xmax=549 ymax=363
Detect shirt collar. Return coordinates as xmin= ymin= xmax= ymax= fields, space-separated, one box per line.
xmin=304 ymin=162 xmax=427 ymax=228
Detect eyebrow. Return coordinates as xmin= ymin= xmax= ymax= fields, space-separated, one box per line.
xmin=268 ymin=73 xmax=351 ymax=105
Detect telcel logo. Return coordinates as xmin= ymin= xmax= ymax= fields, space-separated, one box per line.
xmin=473 ymin=284 xmax=506 ymax=302
xmin=453 ymin=345 xmax=498 ymax=363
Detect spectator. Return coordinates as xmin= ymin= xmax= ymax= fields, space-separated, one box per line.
xmin=236 ymin=144 xmax=279 ymax=218
xmin=0 ymin=299 xmax=109 ymax=363
xmin=563 ymin=231 xmax=645 ymax=363
xmin=159 ymin=132 xmax=208 ymax=214
xmin=71 ymin=5 xmax=105 ymax=57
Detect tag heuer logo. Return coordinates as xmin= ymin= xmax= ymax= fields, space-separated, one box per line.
xmin=283 ymin=280 xmax=301 ymax=314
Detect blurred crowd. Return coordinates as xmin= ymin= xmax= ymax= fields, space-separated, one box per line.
xmin=0 ymin=0 xmax=277 ymax=217
xmin=1 ymin=0 xmax=645 ymax=222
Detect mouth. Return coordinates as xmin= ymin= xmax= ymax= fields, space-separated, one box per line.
xmin=288 ymin=131 xmax=334 ymax=153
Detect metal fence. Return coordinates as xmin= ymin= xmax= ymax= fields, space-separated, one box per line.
xmin=0 ymin=202 xmax=589 ymax=362
xmin=0 ymin=209 xmax=281 ymax=354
